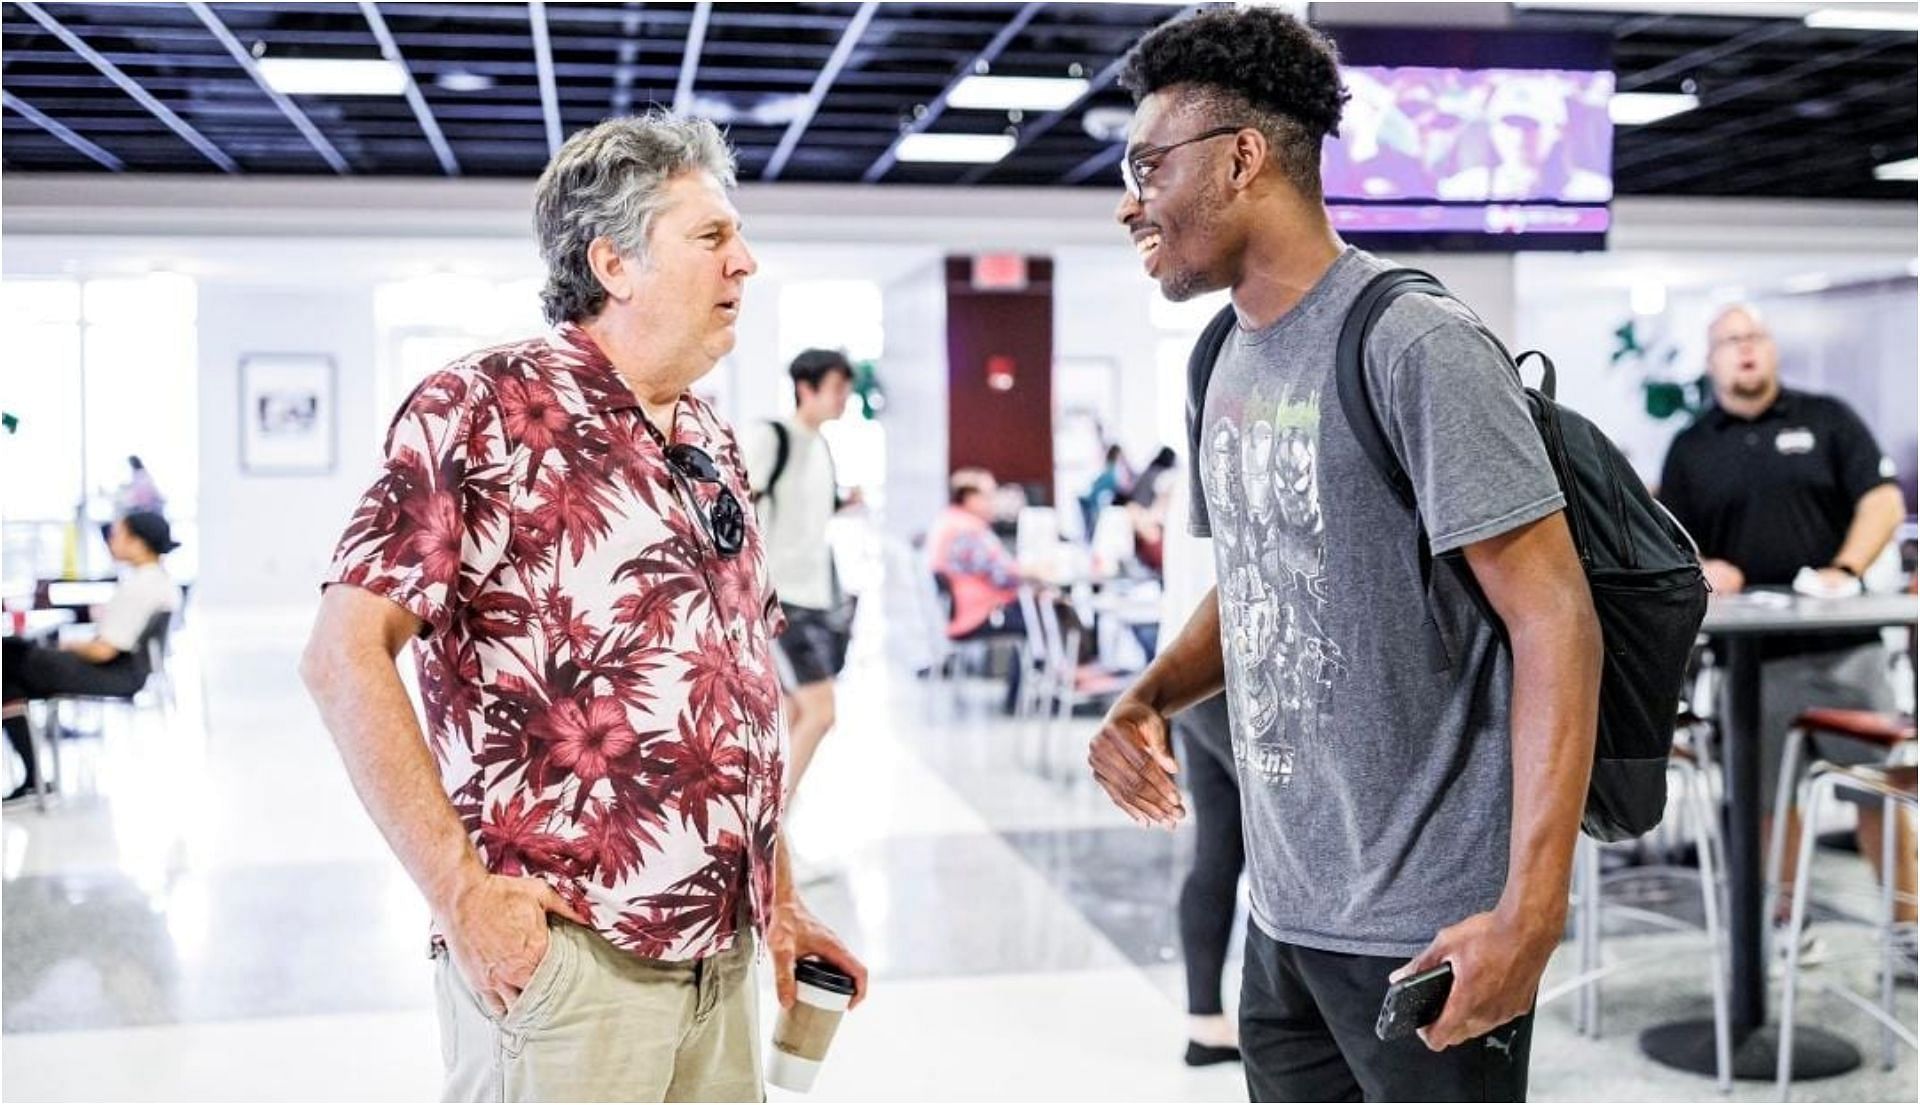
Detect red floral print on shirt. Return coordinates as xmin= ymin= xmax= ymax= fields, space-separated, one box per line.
xmin=326 ymin=322 xmax=786 ymax=961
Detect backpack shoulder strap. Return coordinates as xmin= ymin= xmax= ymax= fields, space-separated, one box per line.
xmin=754 ymin=419 xmax=791 ymax=505
xmin=1185 ymin=304 xmax=1239 ymax=466
xmin=1333 ymin=268 xmax=1448 ymax=513
xmin=1335 ymin=267 xmax=1511 ymax=640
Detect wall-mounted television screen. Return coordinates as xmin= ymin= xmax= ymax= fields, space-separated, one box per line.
xmin=1320 ymin=29 xmax=1614 ymax=251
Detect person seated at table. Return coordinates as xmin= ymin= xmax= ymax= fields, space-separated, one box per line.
xmin=928 ymin=467 xmax=1026 ymax=641
xmin=1119 ymin=446 xmax=1178 ymax=575
xmin=1080 ymin=443 xmax=1134 ymax=539
xmin=1659 ymin=303 xmax=1913 ymax=940
xmin=3 ymin=511 xmax=179 ymax=802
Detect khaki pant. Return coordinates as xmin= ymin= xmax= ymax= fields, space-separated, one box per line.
xmin=434 ymin=920 xmax=763 ymax=1103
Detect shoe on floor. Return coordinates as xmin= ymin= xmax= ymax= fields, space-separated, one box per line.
xmin=1890 ymin=928 xmax=1917 ymax=987
xmin=3 ymin=781 xmax=46 ymax=805
xmin=1184 ymin=1041 xmax=1241 ymax=1067
xmin=1770 ymin=916 xmax=1828 ymax=976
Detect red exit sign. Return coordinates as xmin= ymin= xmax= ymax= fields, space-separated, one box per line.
xmin=971 ymin=253 xmax=1028 ymax=291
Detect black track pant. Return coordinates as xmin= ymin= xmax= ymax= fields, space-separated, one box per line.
xmin=1241 ymin=927 xmax=1534 ymax=1102
xmin=3 ymin=637 xmax=143 ymax=787
xmin=1174 ymin=693 xmax=1243 ymax=1017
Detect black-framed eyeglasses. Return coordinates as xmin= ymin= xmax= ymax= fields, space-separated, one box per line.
xmin=663 ymin=442 xmax=745 ymax=559
xmin=1122 ymin=126 xmax=1245 ymax=201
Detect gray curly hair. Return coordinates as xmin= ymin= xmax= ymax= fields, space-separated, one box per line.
xmin=533 ymin=111 xmax=739 ymax=324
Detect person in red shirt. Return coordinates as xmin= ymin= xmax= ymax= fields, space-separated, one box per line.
xmin=301 ymin=112 xmax=864 ymax=1102
xmin=926 ymin=467 xmax=1025 ymax=642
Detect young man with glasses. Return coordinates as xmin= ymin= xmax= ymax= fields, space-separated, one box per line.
xmin=1088 ymin=8 xmax=1602 ymax=1100
xmin=301 ymin=112 xmax=864 ymax=1102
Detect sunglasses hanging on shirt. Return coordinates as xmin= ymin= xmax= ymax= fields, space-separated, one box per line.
xmin=637 ymin=412 xmax=745 ymax=560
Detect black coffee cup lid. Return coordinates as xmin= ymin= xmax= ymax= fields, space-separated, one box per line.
xmin=794 ymin=958 xmax=857 ymax=995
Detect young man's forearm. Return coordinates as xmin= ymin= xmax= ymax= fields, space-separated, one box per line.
xmin=301 ymin=615 xmax=485 ymax=915
xmin=1126 ymin=586 xmax=1227 ymax=716
xmin=1496 ymin=588 xmax=1601 ymax=925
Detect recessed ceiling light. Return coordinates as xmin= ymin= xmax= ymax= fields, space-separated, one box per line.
xmin=259 ymin=57 xmax=407 ymax=96
xmin=1609 ymin=92 xmax=1698 ymax=126
xmin=435 ymin=70 xmax=494 ymax=93
xmin=1082 ymin=106 xmax=1133 ymax=142
xmin=1873 ymin=156 xmax=1918 ymax=181
xmin=1804 ymin=7 xmax=1920 ymax=32
xmin=896 ymin=133 xmax=1017 ymax=164
xmin=948 ymin=76 xmax=1089 ymax=112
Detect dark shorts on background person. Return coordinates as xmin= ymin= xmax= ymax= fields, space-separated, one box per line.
xmin=1241 ymin=927 xmax=1533 ymax=1103
xmin=1761 ymin=642 xmax=1897 ymax=808
xmin=775 ymin=602 xmax=851 ymax=688
xmin=3 ymin=637 xmax=147 ymax=701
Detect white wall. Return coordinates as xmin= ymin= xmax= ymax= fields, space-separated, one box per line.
xmin=195 ymin=283 xmax=380 ymax=610
xmin=1755 ymin=277 xmax=1920 ymax=504
xmin=1515 ymin=251 xmax=1918 ymax=483
xmin=877 ymin=260 xmax=948 ymax=544
xmin=8 ymin=177 xmax=1913 ymax=602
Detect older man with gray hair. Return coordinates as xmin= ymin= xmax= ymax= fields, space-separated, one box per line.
xmin=301 ymin=111 xmax=865 ymax=1102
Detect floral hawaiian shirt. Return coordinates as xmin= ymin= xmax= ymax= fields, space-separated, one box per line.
xmin=326 ymin=322 xmax=786 ymax=961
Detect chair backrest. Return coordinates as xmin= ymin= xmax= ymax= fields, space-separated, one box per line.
xmin=1034 ymin=594 xmax=1070 ymax=669
xmin=1016 ymin=586 xmax=1047 ymax=661
xmin=136 ymin=609 xmax=173 ymax=674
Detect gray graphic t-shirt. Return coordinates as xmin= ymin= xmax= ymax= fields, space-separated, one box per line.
xmin=1190 ymin=247 xmax=1565 ymax=957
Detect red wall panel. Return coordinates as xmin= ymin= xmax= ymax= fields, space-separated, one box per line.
xmin=944 ymin=256 xmax=1055 ymax=503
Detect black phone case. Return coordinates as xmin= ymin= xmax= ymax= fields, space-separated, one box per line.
xmin=1374 ymin=964 xmax=1454 ymax=1041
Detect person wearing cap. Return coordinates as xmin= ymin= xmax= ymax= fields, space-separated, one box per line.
xmin=3 ymin=510 xmax=179 ymax=803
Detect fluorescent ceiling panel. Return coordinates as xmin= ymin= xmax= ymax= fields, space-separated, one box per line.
xmin=259 ymin=57 xmax=407 ymax=96
xmin=948 ymin=75 xmax=1090 ymax=112
xmin=1610 ymin=92 xmax=1699 ymax=125
xmin=896 ymin=133 xmax=1017 ymax=164
xmin=1804 ymin=6 xmax=1920 ymax=31
xmin=1873 ymin=156 xmax=1918 ymax=180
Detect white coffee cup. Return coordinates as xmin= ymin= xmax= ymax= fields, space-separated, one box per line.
xmin=766 ymin=959 xmax=857 ymax=1093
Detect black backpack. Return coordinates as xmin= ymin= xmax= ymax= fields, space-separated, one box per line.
xmin=1185 ymin=268 xmax=1709 ymax=842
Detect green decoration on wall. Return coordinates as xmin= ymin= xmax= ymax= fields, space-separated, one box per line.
xmin=1610 ymin=320 xmax=1642 ymax=365
xmin=852 ymin=359 xmax=885 ymax=419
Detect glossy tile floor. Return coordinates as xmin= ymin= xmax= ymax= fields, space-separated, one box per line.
xmin=2 ymin=607 xmax=1913 ymax=1101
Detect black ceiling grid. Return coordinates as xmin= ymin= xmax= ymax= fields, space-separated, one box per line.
xmin=1 ymin=2 xmax=1913 ymax=200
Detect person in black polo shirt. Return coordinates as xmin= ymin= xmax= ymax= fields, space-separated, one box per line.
xmin=1660 ymin=302 xmax=1912 ymax=938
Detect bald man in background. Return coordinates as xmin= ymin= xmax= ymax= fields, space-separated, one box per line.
xmin=1659 ymin=303 xmax=1912 ymax=950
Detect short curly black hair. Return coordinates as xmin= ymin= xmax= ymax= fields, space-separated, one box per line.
xmin=1119 ymin=6 xmax=1349 ymax=198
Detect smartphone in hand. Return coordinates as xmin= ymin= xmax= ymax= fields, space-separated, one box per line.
xmin=1375 ymin=963 xmax=1454 ymax=1041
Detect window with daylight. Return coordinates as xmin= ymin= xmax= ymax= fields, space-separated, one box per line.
xmin=778 ymin=280 xmax=887 ymax=501
xmin=1 ymin=274 xmax=199 ymax=582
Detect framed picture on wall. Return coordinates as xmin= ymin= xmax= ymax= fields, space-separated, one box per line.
xmin=239 ymin=353 xmax=335 ymax=475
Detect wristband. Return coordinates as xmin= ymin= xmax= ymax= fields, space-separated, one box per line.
xmin=1829 ymin=562 xmax=1860 ymax=578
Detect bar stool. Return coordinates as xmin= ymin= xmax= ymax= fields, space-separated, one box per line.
xmin=1544 ymin=717 xmax=1734 ymax=1091
xmin=1764 ymin=708 xmax=1917 ymax=959
xmin=1776 ymin=760 xmax=1918 ymax=1100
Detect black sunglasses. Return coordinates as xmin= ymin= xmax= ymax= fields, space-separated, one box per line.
xmin=663 ymin=442 xmax=745 ymax=559
xmin=1122 ymin=126 xmax=1245 ymax=200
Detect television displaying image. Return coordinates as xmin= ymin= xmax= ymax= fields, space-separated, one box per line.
xmin=1327 ymin=67 xmax=1615 ymax=204
xmin=1318 ymin=29 xmax=1615 ymax=251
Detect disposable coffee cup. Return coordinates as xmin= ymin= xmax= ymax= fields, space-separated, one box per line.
xmin=766 ymin=958 xmax=856 ymax=1093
